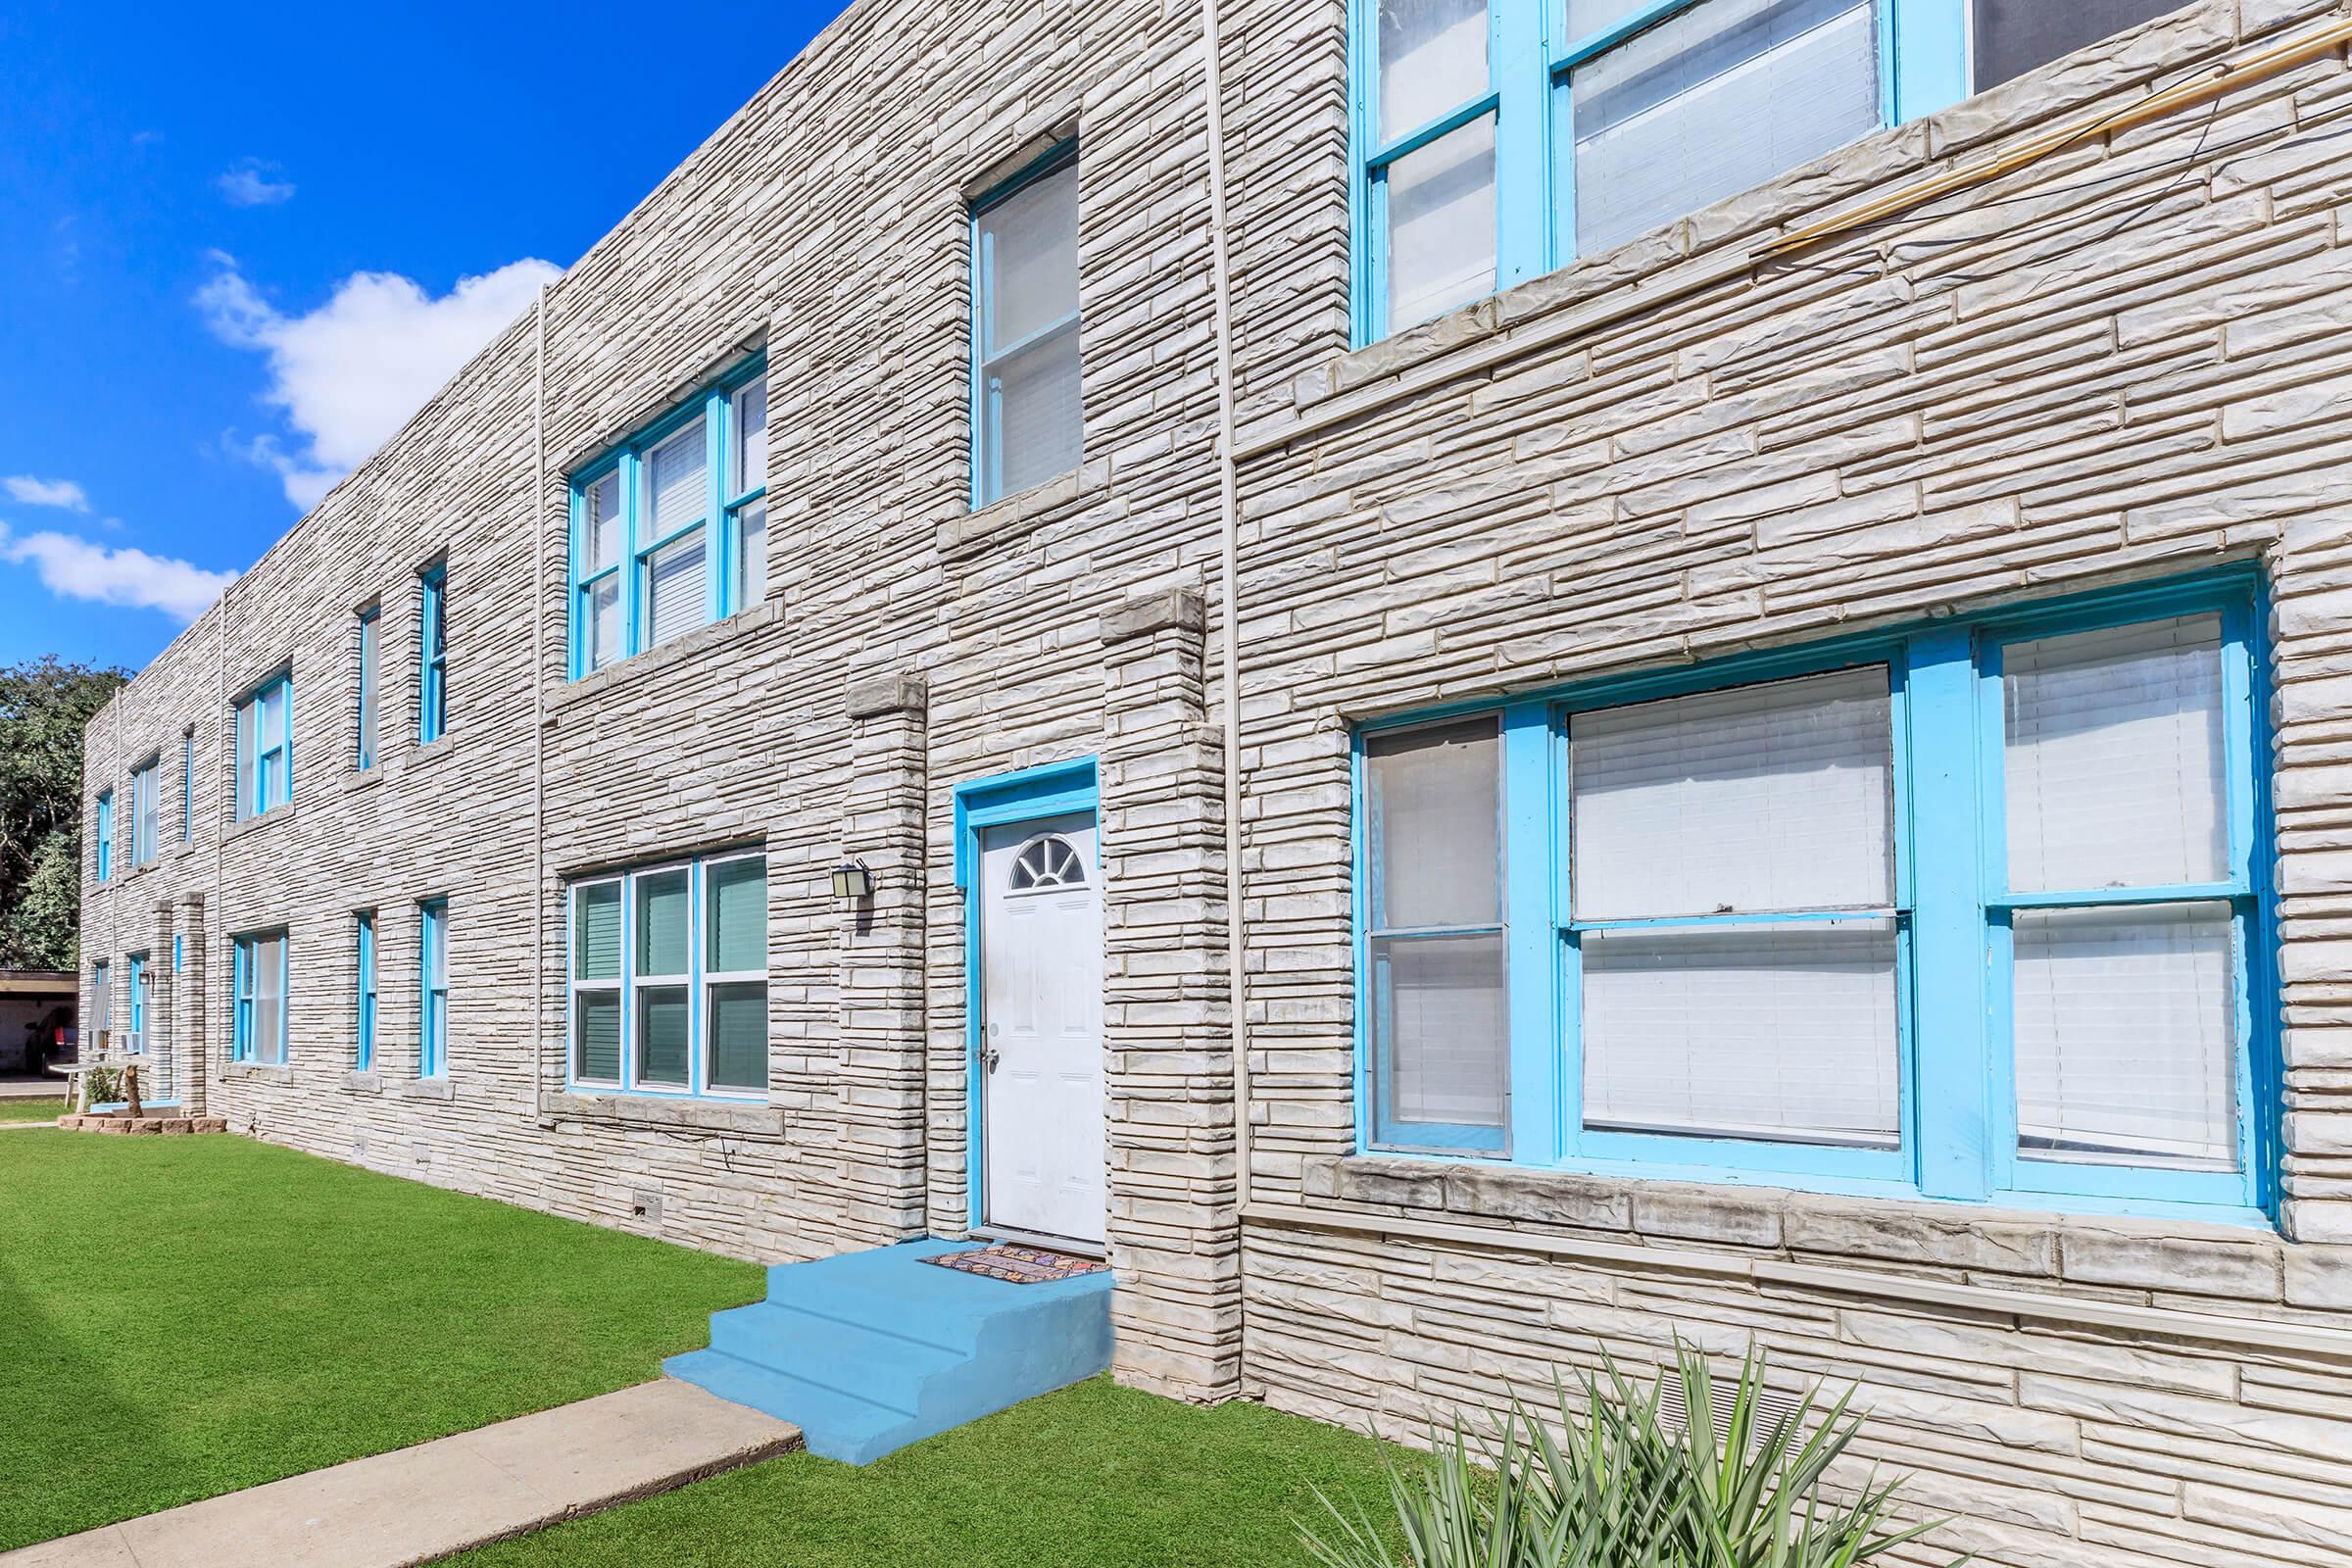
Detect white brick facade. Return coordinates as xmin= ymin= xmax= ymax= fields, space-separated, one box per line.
xmin=80 ymin=1 xmax=2352 ymax=1560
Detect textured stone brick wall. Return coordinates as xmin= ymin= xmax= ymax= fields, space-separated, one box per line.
xmin=1226 ymin=3 xmax=2352 ymax=1563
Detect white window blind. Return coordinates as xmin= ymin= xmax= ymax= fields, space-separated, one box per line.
xmin=1369 ymin=717 xmax=1501 ymax=929
xmin=993 ymin=330 xmax=1082 ymax=499
xmin=644 ymin=532 xmax=706 ymax=649
xmin=731 ymin=379 xmax=766 ymax=497
xmin=1380 ymin=0 xmax=1488 ymax=139
xmin=2003 ymin=614 xmax=2227 ymax=895
xmin=1387 ymin=115 xmax=1497 ymax=330
xmin=586 ymin=576 xmax=622 ymax=669
xmin=1582 ymin=918 xmax=1899 ymax=1145
xmin=646 ymin=421 xmax=706 ymax=538
xmin=235 ymin=703 xmax=254 ymax=821
xmin=737 ymin=504 xmax=767 ymax=610
xmin=1572 ymin=0 xmax=1880 ymax=259
xmin=253 ymin=934 xmax=286 ymax=1065
xmin=977 ymin=158 xmax=1082 ymax=504
xmin=981 ymin=168 xmax=1078 ymax=353
xmin=2014 ymin=902 xmax=2237 ymax=1168
xmin=1571 ymin=665 xmax=1891 ymax=920
xmin=586 ymin=472 xmax=621 ymax=571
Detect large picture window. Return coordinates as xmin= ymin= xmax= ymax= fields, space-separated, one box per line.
xmin=1356 ymin=576 xmax=2274 ymax=1220
xmin=1348 ymin=1 xmax=2182 ymax=343
xmin=567 ymin=359 xmax=767 ymax=679
xmin=566 ymin=851 xmax=766 ymax=1100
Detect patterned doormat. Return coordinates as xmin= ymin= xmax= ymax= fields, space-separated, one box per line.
xmin=921 ymin=1243 xmax=1109 ymax=1284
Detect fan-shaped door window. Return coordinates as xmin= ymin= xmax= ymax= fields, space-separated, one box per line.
xmin=1006 ymin=834 xmax=1088 ymax=894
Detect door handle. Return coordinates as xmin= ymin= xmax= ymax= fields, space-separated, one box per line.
xmin=982 ymin=1047 xmax=1002 ymax=1073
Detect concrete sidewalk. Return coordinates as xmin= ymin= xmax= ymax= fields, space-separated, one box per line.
xmin=4 ymin=1380 xmax=799 ymax=1568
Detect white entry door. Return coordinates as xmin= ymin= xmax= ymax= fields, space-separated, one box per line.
xmin=980 ymin=811 xmax=1106 ymax=1247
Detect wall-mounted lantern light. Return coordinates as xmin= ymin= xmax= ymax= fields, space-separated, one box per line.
xmin=829 ymin=859 xmax=874 ymax=904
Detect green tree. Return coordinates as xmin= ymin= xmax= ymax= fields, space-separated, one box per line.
xmin=0 ymin=656 xmax=128 ymax=969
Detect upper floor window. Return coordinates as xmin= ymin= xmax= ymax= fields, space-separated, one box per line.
xmin=418 ymin=566 xmax=447 ymax=744
xmin=418 ymin=898 xmax=448 ymax=1077
xmin=971 ymin=147 xmax=1080 ymax=508
xmin=1358 ymin=575 xmax=2276 ymax=1222
xmin=235 ymin=673 xmax=293 ymax=820
xmin=568 ymin=359 xmax=767 ymax=679
xmin=1349 ymin=1 xmax=2181 ymax=341
xmin=356 ymin=608 xmax=380 ymax=769
xmin=232 ymin=931 xmax=289 ymax=1064
xmin=94 ymin=790 xmax=113 ymax=881
xmin=130 ymin=757 xmax=160 ymax=867
xmin=568 ymin=850 xmax=767 ymax=1100
xmin=180 ymin=731 xmax=196 ymax=843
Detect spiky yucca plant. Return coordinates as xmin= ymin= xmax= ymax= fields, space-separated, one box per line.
xmin=1301 ymin=1343 xmax=1968 ymax=1568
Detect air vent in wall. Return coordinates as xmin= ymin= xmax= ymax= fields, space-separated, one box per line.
xmin=1655 ymin=1371 xmax=1804 ymax=1449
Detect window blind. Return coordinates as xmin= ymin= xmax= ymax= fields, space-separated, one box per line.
xmin=993 ymin=328 xmax=1082 ymax=499
xmin=2003 ymin=614 xmax=2227 ymax=895
xmin=254 ymin=935 xmax=285 ymax=1065
xmin=647 ymin=421 xmax=706 ymax=538
xmin=637 ymin=870 xmax=690 ymax=976
xmin=707 ymin=859 xmax=765 ymax=972
xmin=576 ymin=996 xmax=621 ymax=1083
xmin=1571 ymin=665 xmax=1891 ymax=920
xmin=576 ymin=883 xmax=621 ymax=980
xmin=979 ymin=167 xmax=1078 ymax=355
xmin=706 ymin=984 xmax=766 ymax=1092
xmin=737 ymin=504 xmax=767 ymax=610
xmin=732 ymin=379 xmax=766 ymax=497
xmin=234 ymin=703 xmax=255 ymax=820
xmin=1376 ymin=932 xmax=1508 ymax=1129
xmin=1379 ymin=0 xmax=1489 ymax=140
xmin=637 ymin=990 xmax=690 ymax=1085
xmin=586 ymin=472 xmax=621 ymax=570
xmin=644 ymin=531 xmax=706 ymax=649
xmin=1582 ymin=918 xmax=1899 ymax=1144
xmin=2014 ymin=902 xmax=2237 ymax=1169
xmin=1572 ymin=0 xmax=1880 ymax=258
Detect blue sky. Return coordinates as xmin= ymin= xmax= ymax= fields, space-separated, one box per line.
xmin=0 ymin=0 xmax=845 ymax=673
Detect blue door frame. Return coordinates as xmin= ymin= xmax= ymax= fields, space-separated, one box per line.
xmin=952 ymin=757 xmax=1101 ymax=1229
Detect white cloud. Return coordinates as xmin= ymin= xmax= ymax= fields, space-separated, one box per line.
xmin=217 ymin=159 xmax=296 ymax=207
xmin=2 ymin=475 xmax=91 ymax=512
xmin=199 ymin=252 xmax=559 ymax=510
xmin=0 ymin=523 xmax=237 ymax=622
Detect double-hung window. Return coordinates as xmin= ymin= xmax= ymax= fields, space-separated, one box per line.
xmin=94 ymin=790 xmax=113 ymax=881
xmin=1358 ymin=575 xmax=2276 ymax=1221
xmin=418 ymin=566 xmax=447 ymax=743
xmin=971 ymin=147 xmax=1081 ymax=508
xmin=356 ymin=911 xmax=377 ymax=1072
xmin=232 ymin=932 xmax=288 ymax=1064
xmin=235 ymin=673 xmax=293 ymax=819
xmin=125 ymin=953 xmax=147 ymax=1055
xmin=92 ymin=960 xmax=110 ymax=1042
xmin=418 ymin=899 xmax=448 ymax=1078
xmin=356 ymin=608 xmax=380 ymax=768
xmin=180 ymin=731 xmax=196 ymax=842
xmin=567 ymin=851 xmax=767 ymax=1099
xmin=1350 ymin=1 xmax=2183 ymax=342
xmin=130 ymin=758 xmax=159 ymax=867
xmin=567 ymin=359 xmax=767 ymax=678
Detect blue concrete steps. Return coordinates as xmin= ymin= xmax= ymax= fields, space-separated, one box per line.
xmin=664 ymin=1239 xmax=1114 ymax=1464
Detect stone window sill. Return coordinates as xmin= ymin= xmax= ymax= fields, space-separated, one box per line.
xmin=405 ymin=735 xmax=460 ymax=774
xmin=223 ymin=1061 xmax=293 ymax=1084
xmin=396 ymin=1077 xmax=454 ymax=1102
xmin=936 ymin=462 xmax=1109 ymax=564
xmin=539 ymin=1088 xmax=783 ymax=1137
xmin=341 ymin=1071 xmax=382 ymax=1094
xmin=547 ymin=600 xmax=782 ymax=715
xmin=223 ymin=805 xmax=292 ymax=845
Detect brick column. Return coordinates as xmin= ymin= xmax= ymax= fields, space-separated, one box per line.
xmin=834 ymin=670 xmax=931 ymax=1247
xmin=176 ymin=894 xmax=207 ymax=1116
xmin=1098 ymin=587 xmax=1242 ymax=1401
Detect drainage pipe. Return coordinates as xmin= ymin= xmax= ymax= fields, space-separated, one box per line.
xmin=530 ymin=286 xmax=549 ymax=1119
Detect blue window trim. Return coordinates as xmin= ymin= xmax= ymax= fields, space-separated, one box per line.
xmin=418 ymin=899 xmax=448 ymax=1078
xmin=180 ymin=731 xmax=196 ymax=842
xmin=418 ymin=565 xmax=447 ymax=744
xmin=230 ymin=930 xmax=289 ymax=1065
xmin=968 ymin=141 xmax=1081 ymax=511
xmin=173 ymin=935 xmax=183 ymax=974
xmin=236 ymin=670 xmax=295 ymax=819
xmin=1351 ymin=569 xmax=2278 ymax=1226
xmin=562 ymin=848 xmax=768 ymax=1103
xmin=126 ymin=952 xmax=146 ymax=1054
xmin=357 ymin=608 xmax=380 ymax=770
xmin=356 ymin=910 xmax=377 ymax=1073
xmin=94 ymin=790 xmax=112 ymax=881
xmin=1347 ymin=0 xmax=1972 ymax=345
xmin=952 ymin=756 xmax=1101 ymax=1225
xmin=565 ymin=354 xmax=767 ymax=680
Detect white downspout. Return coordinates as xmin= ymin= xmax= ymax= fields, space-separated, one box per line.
xmin=1199 ymin=0 xmax=1253 ymax=1227
xmin=531 ymin=286 xmax=549 ymax=1119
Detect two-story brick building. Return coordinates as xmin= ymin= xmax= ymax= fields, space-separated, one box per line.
xmin=81 ymin=0 xmax=2352 ymax=1559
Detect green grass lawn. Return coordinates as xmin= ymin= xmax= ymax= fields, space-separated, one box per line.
xmin=0 ymin=1129 xmax=763 ymax=1551
xmin=443 ymin=1374 xmax=1397 ymax=1568
xmin=0 ymin=1097 xmax=66 ymax=1123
